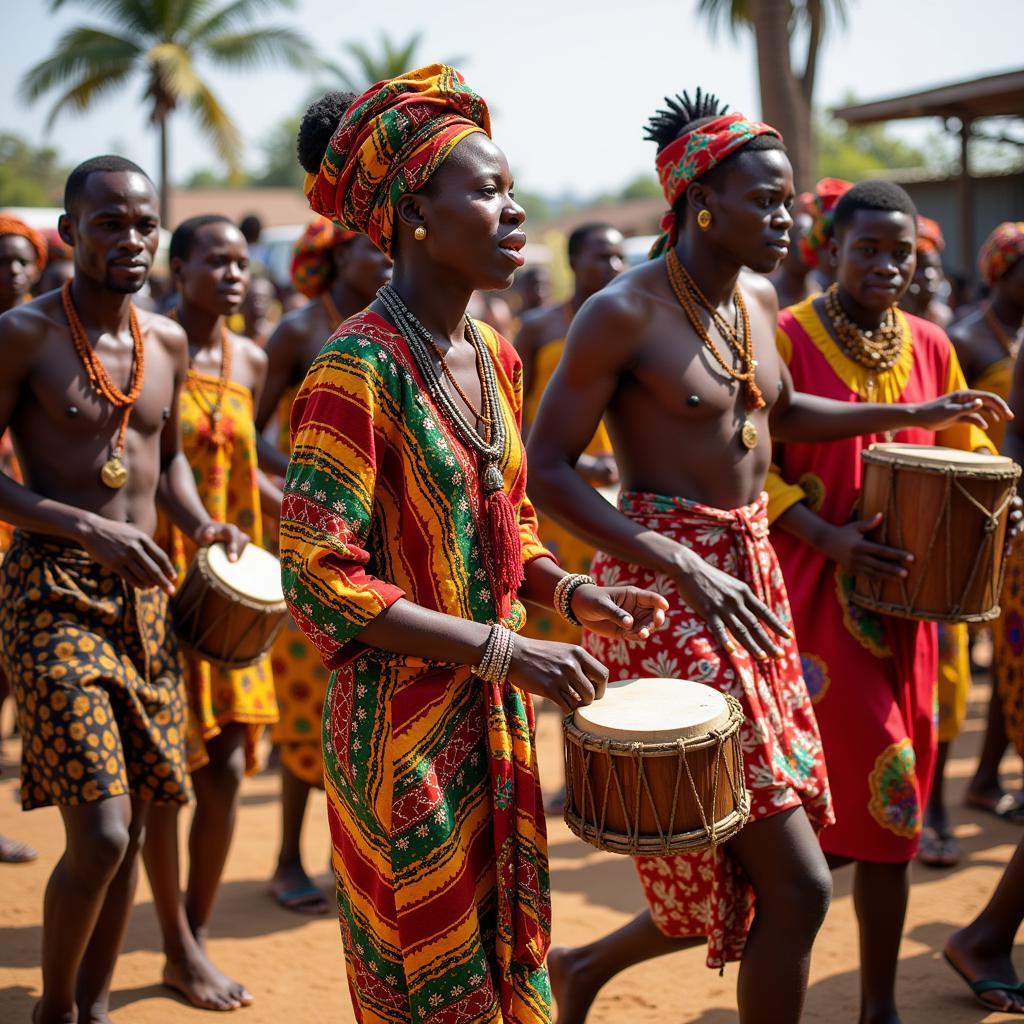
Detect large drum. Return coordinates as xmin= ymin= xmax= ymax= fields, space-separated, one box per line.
xmin=852 ymin=443 xmax=1020 ymax=623
xmin=172 ymin=543 xmax=288 ymax=669
xmin=563 ymin=677 xmax=749 ymax=856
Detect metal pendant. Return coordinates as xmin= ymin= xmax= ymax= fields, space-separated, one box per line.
xmin=100 ymin=455 xmax=128 ymax=490
xmin=740 ymin=419 xmax=759 ymax=451
xmin=482 ymin=461 xmax=504 ymax=493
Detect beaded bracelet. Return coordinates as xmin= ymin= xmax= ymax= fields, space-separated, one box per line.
xmin=474 ymin=623 xmax=515 ymax=684
xmin=554 ymin=573 xmax=595 ymax=626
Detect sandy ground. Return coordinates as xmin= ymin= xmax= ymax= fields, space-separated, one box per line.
xmin=3 ymin=676 xmax=1024 ymax=1024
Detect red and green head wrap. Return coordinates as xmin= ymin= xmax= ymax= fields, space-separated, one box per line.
xmin=651 ymin=112 xmax=781 ymax=258
xmin=798 ymin=178 xmax=852 ymax=270
xmin=304 ymin=64 xmax=491 ymax=257
xmin=916 ymin=215 xmax=945 ymax=255
xmin=0 ymin=214 xmax=47 ymax=270
xmin=290 ymin=216 xmax=358 ymax=298
xmin=978 ymin=222 xmax=1024 ymax=286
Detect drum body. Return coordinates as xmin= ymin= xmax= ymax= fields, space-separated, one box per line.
xmin=563 ymin=677 xmax=749 ymax=856
xmin=852 ymin=444 xmax=1020 ymax=623
xmin=172 ymin=543 xmax=288 ymax=669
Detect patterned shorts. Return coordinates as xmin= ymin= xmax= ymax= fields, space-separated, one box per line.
xmin=0 ymin=531 xmax=191 ymax=810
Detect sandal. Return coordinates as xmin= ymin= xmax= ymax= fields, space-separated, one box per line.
xmin=965 ymin=791 xmax=1024 ymax=824
xmin=0 ymin=835 xmax=38 ymax=863
xmin=917 ymin=826 xmax=961 ymax=868
xmin=944 ymin=952 xmax=1024 ymax=1013
xmin=270 ymin=883 xmax=331 ymax=916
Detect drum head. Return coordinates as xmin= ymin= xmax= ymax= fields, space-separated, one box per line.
xmin=573 ymin=677 xmax=731 ymax=742
xmin=205 ymin=543 xmax=284 ymax=605
xmin=865 ymin=443 xmax=1014 ymax=470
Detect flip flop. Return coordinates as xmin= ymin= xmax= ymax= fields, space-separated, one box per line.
xmin=965 ymin=791 xmax=1024 ymax=824
xmin=271 ymin=883 xmax=330 ymax=916
xmin=0 ymin=836 xmax=38 ymax=863
xmin=944 ymin=952 xmax=1024 ymax=1014
xmin=917 ymin=826 xmax=961 ymax=868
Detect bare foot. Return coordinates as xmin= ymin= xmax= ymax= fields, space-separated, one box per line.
xmin=269 ymin=860 xmax=330 ymax=916
xmin=944 ymin=928 xmax=1024 ymax=1013
xmin=163 ymin=944 xmax=253 ymax=1012
xmin=33 ymin=999 xmax=75 ymax=1023
xmin=548 ymin=945 xmax=602 ymax=1024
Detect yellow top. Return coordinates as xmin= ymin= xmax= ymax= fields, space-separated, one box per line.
xmin=973 ymin=355 xmax=1014 ymax=451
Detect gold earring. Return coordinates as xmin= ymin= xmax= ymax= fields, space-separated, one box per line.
xmin=697 ymin=210 xmax=712 ymax=231
xmin=414 ymin=226 xmax=427 ymax=241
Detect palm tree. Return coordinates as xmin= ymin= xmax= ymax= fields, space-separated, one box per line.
xmin=20 ymin=0 xmax=311 ymax=222
xmin=697 ymin=0 xmax=849 ymax=190
xmin=322 ymin=32 xmax=463 ymax=94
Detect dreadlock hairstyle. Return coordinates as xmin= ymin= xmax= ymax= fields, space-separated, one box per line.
xmin=644 ymin=88 xmax=785 ymax=223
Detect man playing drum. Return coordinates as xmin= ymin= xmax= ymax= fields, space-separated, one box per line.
xmin=768 ymin=180 xmax=1002 ymax=1024
xmin=0 ymin=156 xmax=245 ymax=1024
xmin=527 ymin=92 xmax=1009 ymax=1024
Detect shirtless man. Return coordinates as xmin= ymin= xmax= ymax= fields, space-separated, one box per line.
xmin=0 ymin=155 xmax=245 ymax=1024
xmin=527 ymin=90 xmax=1007 ymax=1024
xmin=255 ymin=164 xmax=391 ymax=913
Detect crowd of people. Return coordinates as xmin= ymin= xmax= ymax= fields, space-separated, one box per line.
xmin=1 ymin=61 xmax=1024 ymax=1024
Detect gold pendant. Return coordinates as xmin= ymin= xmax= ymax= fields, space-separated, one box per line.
xmin=740 ymin=419 xmax=759 ymax=450
xmin=100 ymin=455 xmax=128 ymax=490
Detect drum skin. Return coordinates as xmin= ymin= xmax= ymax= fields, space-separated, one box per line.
xmin=852 ymin=444 xmax=1021 ymax=623
xmin=171 ymin=545 xmax=288 ymax=669
xmin=562 ymin=678 xmax=750 ymax=856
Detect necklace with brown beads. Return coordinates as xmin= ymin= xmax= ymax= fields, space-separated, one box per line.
xmin=823 ymin=282 xmax=904 ymax=398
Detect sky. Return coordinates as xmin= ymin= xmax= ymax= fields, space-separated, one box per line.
xmin=1 ymin=0 xmax=1021 ymax=198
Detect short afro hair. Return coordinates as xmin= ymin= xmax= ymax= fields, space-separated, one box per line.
xmin=169 ymin=214 xmax=235 ymax=264
xmin=567 ymin=222 xmax=618 ymax=261
xmin=833 ymin=181 xmax=918 ymax=238
xmin=64 ymin=155 xmax=152 ymax=215
xmin=297 ymin=91 xmax=357 ymax=175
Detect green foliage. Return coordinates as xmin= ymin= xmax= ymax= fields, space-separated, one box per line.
xmin=0 ymin=133 xmax=68 ymax=206
xmin=21 ymin=0 xmax=311 ymax=180
xmin=816 ymin=113 xmax=929 ymax=180
xmin=320 ymin=32 xmax=463 ymax=95
xmin=250 ymin=114 xmax=304 ymax=188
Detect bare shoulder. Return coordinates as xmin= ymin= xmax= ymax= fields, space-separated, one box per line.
xmin=229 ymin=330 xmax=268 ymax=373
xmin=947 ymin=307 xmax=984 ymax=347
xmin=139 ymin=307 xmax=187 ymax=358
xmin=263 ymin=302 xmax=310 ymax=352
xmin=515 ymin=302 xmax=565 ymax=351
xmin=0 ymin=290 xmax=63 ymax=354
xmin=576 ymin=264 xmax=656 ymax=335
xmin=739 ymin=269 xmax=780 ymax=319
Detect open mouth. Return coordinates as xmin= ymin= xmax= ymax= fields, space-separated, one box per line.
xmin=498 ymin=232 xmax=526 ymax=267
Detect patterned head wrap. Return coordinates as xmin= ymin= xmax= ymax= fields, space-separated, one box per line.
xmin=0 ymin=214 xmax=47 ymax=270
xmin=305 ymin=64 xmax=491 ymax=256
xmin=650 ymin=112 xmax=781 ymax=258
xmin=979 ymin=222 xmax=1024 ymax=286
xmin=916 ymin=215 xmax=945 ymax=255
xmin=798 ymin=178 xmax=852 ymax=270
xmin=290 ymin=216 xmax=358 ymax=298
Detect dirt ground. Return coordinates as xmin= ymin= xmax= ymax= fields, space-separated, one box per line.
xmin=3 ymin=676 xmax=1024 ymax=1023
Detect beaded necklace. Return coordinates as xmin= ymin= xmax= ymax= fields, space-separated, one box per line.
xmin=665 ymin=249 xmax=764 ymax=449
xmin=823 ymin=283 xmax=903 ymax=400
xmin=186 ymin=327 xmax=234 ymax=448
xmin=61 ymin=281 xmax=145 ymax=490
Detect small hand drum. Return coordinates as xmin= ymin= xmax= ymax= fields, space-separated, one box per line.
xmin=852 ymin=443 xmax=1021 ymax=623
xmin=563 ymin=677 xmax=750 ymax=856
xmin=171 ymin=543 xmax=288 ymax=669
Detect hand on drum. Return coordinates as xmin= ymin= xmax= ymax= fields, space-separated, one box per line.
xmin=507 ymin=637 xmax=610 ymax=715
xmin=81 ymin=515 xmax=178 ymax=594
xmin=571 ymin=584 xmax=668 ymax=642
xmin=671 ymin=547 xmax=791 ymax=662
xmin=823 ymin=513 xmax=913 ymax=580
xmin=911 ymin=390 xmax=1013 ymax=431
xmin=195 ymin=521 xmax=249 ymax=561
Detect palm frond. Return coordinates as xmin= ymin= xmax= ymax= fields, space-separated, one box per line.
xmin=187 ymin=0 xmax=296 ymax=39
xmin=201 ymin=26 xmax=310 ymax=70
xmin=696 ymin=0 xmax=753 ymax=38
xmin=42 ymin=63 xmax=137 ymax=130
xmin=19 ymin=26 xmax=141 ymax=101
xmin=48 ymin=0 xmax=162 ymax=35
xmin=147 ymin=41 xmax=202 ymax=101
xmin=320 ymin=58 xmax=362 ymax=93
xmin=188 ymin=80 xmax=243 ymax=169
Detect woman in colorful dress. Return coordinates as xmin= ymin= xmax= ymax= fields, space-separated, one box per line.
xmin=142 ymin=215 xmax=280 ymax=1011
xmin=280 ymin=66 xmax=667 ymax=1023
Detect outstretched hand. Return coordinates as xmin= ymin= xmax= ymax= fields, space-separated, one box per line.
xmin=571 ymin=584 xmax=669 ymax=642
xmin=913 ymin=390 xmax=1013 ymax=432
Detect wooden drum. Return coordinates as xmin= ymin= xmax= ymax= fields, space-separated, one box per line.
xmin=171 ymin=543 xmax=288 ymax=669
xmin=852 ymin=443 xmax=1020 ymax=623
xmin=563 ymin=678 xmax=750 ymax=856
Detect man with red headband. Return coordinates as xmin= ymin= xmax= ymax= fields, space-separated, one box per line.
xmin=528 ymin=89 xmax=1007 ymax=1023
xmin=256 ymin=207 xmax=391 ymax=915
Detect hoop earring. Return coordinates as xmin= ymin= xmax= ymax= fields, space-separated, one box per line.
xmin=414 ymin=226 xmax=427 ymax=241
xmin=697 ymin=210 xmax=712 ymax=231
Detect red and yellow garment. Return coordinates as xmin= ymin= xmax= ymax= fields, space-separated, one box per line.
xmin=767 ymin=297 xmax=991 ymax=861
xmin=156 ymin=372 xmax=278 ymax=775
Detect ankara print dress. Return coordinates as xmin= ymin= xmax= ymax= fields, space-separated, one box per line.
xmin=767 ymin=298 xmax=991 ymax=862
xmin=279 ymin=311 xmax=553 ymax=1024
xmin=155 ymin=371 xmax=278 ymax=774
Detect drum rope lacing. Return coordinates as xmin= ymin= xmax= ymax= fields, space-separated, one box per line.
xmin=862 ymin=462 xmax=1015 ymax=619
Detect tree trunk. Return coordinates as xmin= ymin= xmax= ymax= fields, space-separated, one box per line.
xmin=749 ymin=0 xmax=814 ymax=190
xmin=158 ymin=114 xmax=169 ymax=227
